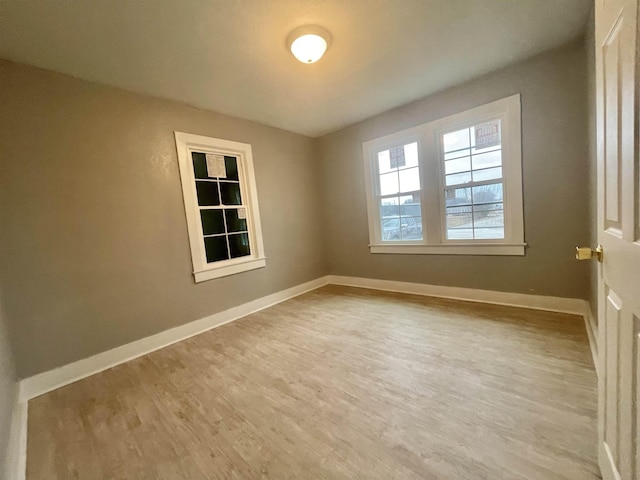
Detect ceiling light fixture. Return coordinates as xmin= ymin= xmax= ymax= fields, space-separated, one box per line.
xmin=286 ymin=25 xmax=331 ymax=64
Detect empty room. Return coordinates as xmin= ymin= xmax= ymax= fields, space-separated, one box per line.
xmin=1 ymin=0 xmax=638 ymax=479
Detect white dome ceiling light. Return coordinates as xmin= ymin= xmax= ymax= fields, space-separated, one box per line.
xmin=286 ymin=25 xmax=331 ymax=64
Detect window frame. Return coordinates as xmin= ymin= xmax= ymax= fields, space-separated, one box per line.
xmin=363 ymin=94 xmax=525 ymax=256
xmin=174 ymin=132 xmax=266 ymax=282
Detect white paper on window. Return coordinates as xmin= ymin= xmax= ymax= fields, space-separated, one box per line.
xmin=205 ymin=154 xmax=227 ymax=178
xmin=474 ymin=120 xmax=501 ymax=149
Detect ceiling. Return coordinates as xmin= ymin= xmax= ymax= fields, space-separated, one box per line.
xmin=0 ymin=0 xmax=591 ymax=137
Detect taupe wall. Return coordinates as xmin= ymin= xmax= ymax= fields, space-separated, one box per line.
xmin=0 ymin=293 xmax=17 ymax=478
xmin=0 ymin=59 xmax=327 ymax=378
xmin=318 ymin=40 xmax=591 ymax=299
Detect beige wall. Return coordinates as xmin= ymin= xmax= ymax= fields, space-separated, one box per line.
xmin=318 ymin=40 xmax=591 ymax=299
xmin=0 ymin=59 xmax=327 ymax=378
xmin=0 ymin=293 xmax=17 ymax=478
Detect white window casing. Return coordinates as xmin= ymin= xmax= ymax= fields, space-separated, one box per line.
xmin=174 ymin=132 xmax=266 ymax=282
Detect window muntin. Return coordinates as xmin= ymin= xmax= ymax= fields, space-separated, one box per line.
xmin=362 ymin=95 xmax=524 ymax=256
xmin=175 ymin=133 xmax=265 ymax=282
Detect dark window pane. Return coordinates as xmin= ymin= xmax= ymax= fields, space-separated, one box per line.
xmin=200 ymin=210 xmax=225 ymax=235
xmin=229 ymin=233 xmax=251 ymax=258
xmin=220 ymin=182 xmax=242 ymax=205
xmin=204 ymin=236 xmax=229 ymax=263
xmin=192 ymin=152 xmax=209 ymax=179
xmin=224 ymin=156 xmax=239 ymax=181
xmin=225 ymin=209 xmax=247 ymax=233
xmin=195 ymin=181 xmax=220 ymax=206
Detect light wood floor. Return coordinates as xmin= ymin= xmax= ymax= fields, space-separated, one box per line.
xmin=27 ymin=285 xmax=598 ymax=479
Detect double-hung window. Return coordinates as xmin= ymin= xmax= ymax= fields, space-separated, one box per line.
xmin=175 ymin=132 xmax=266 ymax=282
xmin=363 ymin=95 xmax=525 ymax=255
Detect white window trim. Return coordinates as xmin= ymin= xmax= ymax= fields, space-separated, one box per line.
xmin=174 ymin=132 xmax=266 ymax=282
xmin=363 ymin=94 xmax=525 ymax=256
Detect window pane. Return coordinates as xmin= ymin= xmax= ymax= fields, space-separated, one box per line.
xmin=204 ymin=236 xmax=229 ymax=263
xmin=192 ymin=152 xmax=209 ymax=179
xmin=195 ymin=181 xmax=220 ymax=206
xmin=444 ymin=149 xmax=471 ymax=161
xmin=403 ymin=142 xmax=419 ymax=168
xmin=225 ymin=208 xmax=248 ymax=233
xmin=229 ymin=233 xmax=251 ymax=258
xmin=400 ymin=216 xmax=423 ymax=240
xmin=445 ymin=171 xmax=472 ymax=186
xmin=443 ymin=128 xmax=470 ymax=153
xmin=380 ymin=197 xmax=400 ymax=221
xmin=445 ymin=157 xmax=471 ymax=174
xmin=220 ymin=182 xmax=242 ymax=205
xmin=474 ymin=227 xmax=505 ymax=239
xmin=446 ymin=205 xmax=472 ymax=228
xmin=445 ymin=187 xmax=472 ymax=207
xmin=224 ymin=156 xmax=239 ymax=181
xmin=472 ymin=150 xmax=502 ymax=170
xmin=381 ymin=216 xmax=402 ymax=241
xmin=472 ymin=166 xmax=502 ymax=182
xmin=200 ymin=209 xmax=225 ymax=235
xmin=380 ymin=172 xmax=399 ymax=195
xmin=399 ymin=167 xmax=420 ymax=193
xmin=473 ymin=203 xmax=504 ymax=238
xmin=473 ymin=207 xmax=504 ymax=234
xmin=472 ymin=183 xmax=503 ymax=204
xmin=399 ymin=193 xmax=421 ymax=217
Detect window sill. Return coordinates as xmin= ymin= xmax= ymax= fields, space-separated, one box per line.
xmin=369 ymin=243 xmax=526 ymax=256
xmin=194 ymin=257 xmax=266 ymax=282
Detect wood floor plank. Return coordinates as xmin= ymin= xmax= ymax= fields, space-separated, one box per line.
xmin=26 ymin=285 xmax=598 ymax=479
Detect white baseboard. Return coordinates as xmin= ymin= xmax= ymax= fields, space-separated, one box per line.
xmin=20 ymin=274 xmax=592 ymax=402
xmin=19 ymin=276 xmax=330 ymax=401
xmin=327 ymin=275 xmax=588 ymax=315
xmin=583 ymin=303 xmax=599 ymax=376
xmin=4 ymin=391 xmax=27 ymax=480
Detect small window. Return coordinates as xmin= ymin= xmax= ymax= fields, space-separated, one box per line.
xmin=363 ymin=95 xmax=524 ymax=256
xmin=175 ymin=133 xmax=265 ymax=282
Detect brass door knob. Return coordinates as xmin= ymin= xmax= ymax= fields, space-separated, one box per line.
xmin=576 ymin=245 xmax=603 ymax=262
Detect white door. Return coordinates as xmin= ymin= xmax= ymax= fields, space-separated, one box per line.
xmin=595 ymin=0 xmax=640 ymax=478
